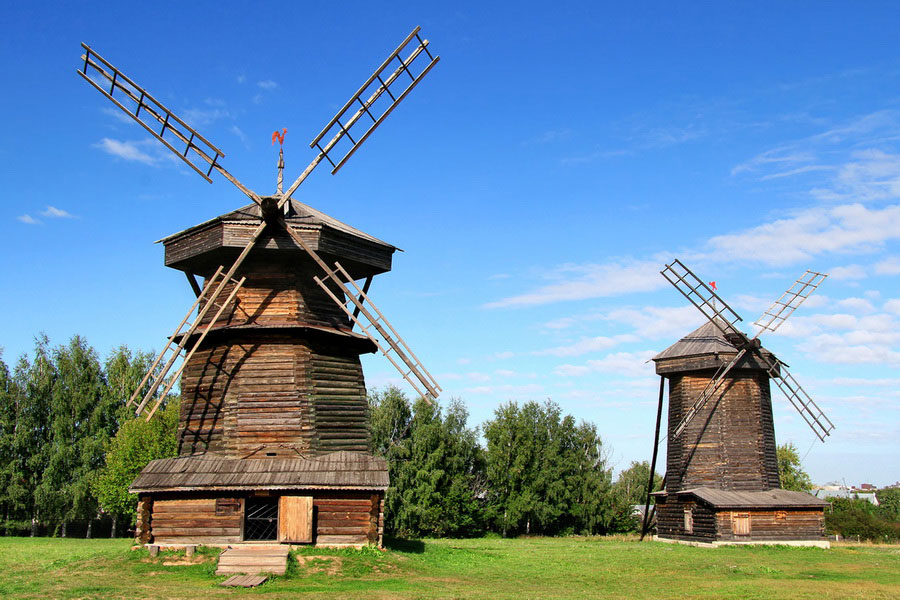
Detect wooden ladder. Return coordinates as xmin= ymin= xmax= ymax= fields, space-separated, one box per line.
xmin=127 ymin=266 xmax=246 ymax=419
xmin=313 ymin=261 xmax=441 ymax=402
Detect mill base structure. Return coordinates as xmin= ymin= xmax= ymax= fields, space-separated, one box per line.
xmin=651 ymin=322 xmax=828 ymax=546
xmin=130 ymin=201 xmax=396 ymax=547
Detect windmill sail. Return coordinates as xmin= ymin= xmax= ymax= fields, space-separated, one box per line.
xmin=662 ymin=259 xmax=833 ymax=442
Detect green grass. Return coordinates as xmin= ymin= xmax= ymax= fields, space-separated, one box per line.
xmin=0 ymin=536 xmax=897 ymax=599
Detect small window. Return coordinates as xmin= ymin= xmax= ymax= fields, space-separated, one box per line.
xmin=684 ymin=508 xmax=693 ymax=534
xmin=733 ymin=512 xmax=751 ymax=536
xmin=216 ymin=497 xmax=241 ymax=516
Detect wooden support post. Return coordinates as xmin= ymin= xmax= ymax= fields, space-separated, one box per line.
xmin=640 ymin=376 xmax=666 ymax=541
xmin=185 ymin=545 xmax=196 ymax=557
xmin=149 ymin=545 xmax=159 ymax=557
xmin=185 ymin=272 xmax=202 ymax=298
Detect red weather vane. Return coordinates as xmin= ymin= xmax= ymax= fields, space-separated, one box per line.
xmin=272 ymin=128 xmax=287 ymax=146
xmin=709 ymin=281 xmax=717 ymax=291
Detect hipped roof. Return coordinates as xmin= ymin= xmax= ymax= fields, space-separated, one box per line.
xmin=130 ymin=451 xmax=388 ymax=493
xmin=653 ymin=320 xmax=773 ymax=361
xmin=157 ymin=199 xmax=398 ymax=251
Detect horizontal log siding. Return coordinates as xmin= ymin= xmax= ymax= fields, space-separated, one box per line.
xmin=665 ymin=371 xmax=779 ymax=493
xmin=656 ymin=496 xmax=717 ymax=542
xmin=179 ymin=334 xmax=368 ymax=457
xmin=150 ymin=497 xmax=242 ymax=545
xmin=310 ymin=348 xmax=369 ymax=452
xmin=313 ymin=492 xmax=382 ymax=547
xmin=716 ymin=509 xmax=825 ymax=541
xmin=197 ymin=257 xmax=350 ymax=331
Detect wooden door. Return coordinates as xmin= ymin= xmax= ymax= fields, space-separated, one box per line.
xmin=278 ymin=496 xmax=313 ymax=543
xmin=733 ymin=512 xmax=751 ymax=536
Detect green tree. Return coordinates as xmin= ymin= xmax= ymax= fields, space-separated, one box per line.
xmin=484 ymin=400 xmax=613 ymax=536
xmin=36 ymin=336 xmax=105 ymax=537
xmin=370 ymin=387 xmax=484 ymax=538
xmin=777 ymin=442 xmax=813 ymax=492
xmin=876 ymin=488 xmax=900 ymax=521
xmin=18 ymin=335 xmax=55 ymax=536
xmin=607 ymin=461 xmax=663 ymax=533
xmin=94 ymin=398 xmax=180 ymax=528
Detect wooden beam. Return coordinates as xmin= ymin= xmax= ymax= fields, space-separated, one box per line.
xmin=185 ymin=272 xmax=202 ymax=298
xmin=640 ymin=376 xmax=666 ymax=541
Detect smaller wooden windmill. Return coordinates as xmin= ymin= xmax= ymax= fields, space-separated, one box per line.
xmin=642 ymin=259 xmax=832 ymax=546
xmin=77 ymin=28 xmax=441 ymax=548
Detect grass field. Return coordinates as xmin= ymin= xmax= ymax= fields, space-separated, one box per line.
xmin=0 ymin=536 xmax=897 ymax=599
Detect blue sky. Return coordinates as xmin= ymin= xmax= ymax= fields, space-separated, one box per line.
xmin=2 ymin=2 xmax=900 ymax=486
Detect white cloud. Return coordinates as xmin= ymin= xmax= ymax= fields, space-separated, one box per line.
xmin=812 ymin=149 xmax=900 ymax=203
xmin=828 ymin=264 xmax=867 ymax=280
xmin=17 ymin=214 xmax=40 ymax=225
xmin=883 ymin=299 xmax=900 ymax=314
xmin=484 ymin=259 xmax=664 ymax=308
xmin=835 ymin=297 xmax=875 ymax=313
xmin=701 ymin=203 xmax=900 ymax=266
xmin=257 ymin=80 xmax=279 ymax=90
xmin=874 ymin=256 xmax=900 ymax=275
xmin=182 ymin=107 xmax=230 ymax=127
xmin=463 ymin=383 xmax=544 ymax=396
xmin=553 ymin=350 xmax=658 ymax=378
xmin=533 ymin=334 xmax=637 ymax=357
xmin=101 ymin=106 xmax=134 ymax=124
xmin=601 ymin=305 xmax=702 ymax=340
xmin=41 ymin=206 xmax=75 ymax=219
xmin=94 ymin=138 xmax=156 ymax=165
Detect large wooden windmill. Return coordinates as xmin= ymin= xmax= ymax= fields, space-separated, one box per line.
xmin=77 ymin=28 xmax=440 ymax=547
xmin=643 ymin=259 xmax=832 ymax=546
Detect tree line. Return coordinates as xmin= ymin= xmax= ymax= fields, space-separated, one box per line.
xmin=0 ymin=335 xmax=177 ymax=537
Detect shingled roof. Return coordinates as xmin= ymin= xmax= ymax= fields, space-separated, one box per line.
xmin=654 ymin=320 xmax=743 ymax=361
xmin=157 ymin=199 xmax=396 ymax=250
xmin=130 ymin=451 xmax=388 ymax=493
xmin=667 ymin=487 xmax=829 ymax=509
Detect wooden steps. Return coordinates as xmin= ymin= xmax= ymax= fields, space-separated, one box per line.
xmin=221 ymin=574 xmax=268 ymax=588
xmin=215 ymin=545 xmax=290 ymax=576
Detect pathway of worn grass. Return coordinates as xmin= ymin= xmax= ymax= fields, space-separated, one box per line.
xmin=0 ymin=536 xmax=897 ymax=599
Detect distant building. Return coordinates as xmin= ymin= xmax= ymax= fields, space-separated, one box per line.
xmin=812 ymin=488 xmax=879 ymax=506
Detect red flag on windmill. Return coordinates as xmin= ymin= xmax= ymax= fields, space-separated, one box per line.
xmin=709 ymin=281 xmax=717 ymax=291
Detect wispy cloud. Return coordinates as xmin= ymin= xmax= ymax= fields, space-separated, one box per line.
xmin=257 ymin=80 xmax=278 ymax=90
xmin=93 ymin=138 xmax=157 ymax=165
xmin=532 ymin=334 xmax=638 ymax=357
xmin=484 ymin=259 xmax=663 ymax=308
xmin=41 ymin=206 xmax=75 ymax=219
xmin=553 ymin=350 xmax=657 ymax=378
xmin=699 ymin=203 xmax=900 ymax=266
xmin=17 ymin=214 xmax=40 ymax=225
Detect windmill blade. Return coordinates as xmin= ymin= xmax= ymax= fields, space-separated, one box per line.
xmin=754 ymin=270 xmax=828 ymax=334
xmin=131 ymin=221 xmax=269 ymax=420
xmin=671 ymin=349 xmax=747 ymax=439
xmin=275 ymin=216 xmax=440 ymax=403
xmin=279 ymin=26 xmax=440 ymax=208
xmin=661 ymin=259 xmax=746 ymax=342
xmin=77 ymin=44 xmax=263 ymax=206
xmin=760 ymin=355 xmax=835 ymax=442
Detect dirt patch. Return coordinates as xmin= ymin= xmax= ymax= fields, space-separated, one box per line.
xmin=295 ymin=555 xmax=343 ymax=575
xmin=161 ymin=556 xmax=209 ymax=566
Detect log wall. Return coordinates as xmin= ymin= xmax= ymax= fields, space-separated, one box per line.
xmin=665 ymin=371 xmax=780 ymax=493
xmin=313 ymin=492 xmax=383 ymax=547
xmin=716 ymin=509 xmax=825 ymax=541
xmin=149 ymin=496 xmax=243 ymax=545
xmin=178 ymin=334 xmax=369 ymax=457
xmin=144 ymin=491 xmax=383 ymax=547
xmin=656 ymin=496 xmax=717 ymax=542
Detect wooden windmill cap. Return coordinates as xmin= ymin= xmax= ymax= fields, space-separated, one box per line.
xmin=157 ymin=199 xmax=399 ymax=279
xmin=653 ymin=320 xmax=776 ymax=375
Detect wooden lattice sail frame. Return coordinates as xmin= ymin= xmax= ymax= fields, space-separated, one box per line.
xmin=77 ymin=27 xmax=442 ymax=420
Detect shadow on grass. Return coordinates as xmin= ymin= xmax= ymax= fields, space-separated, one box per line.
xmin=385 ymin=537 xmax=425 ymax=554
